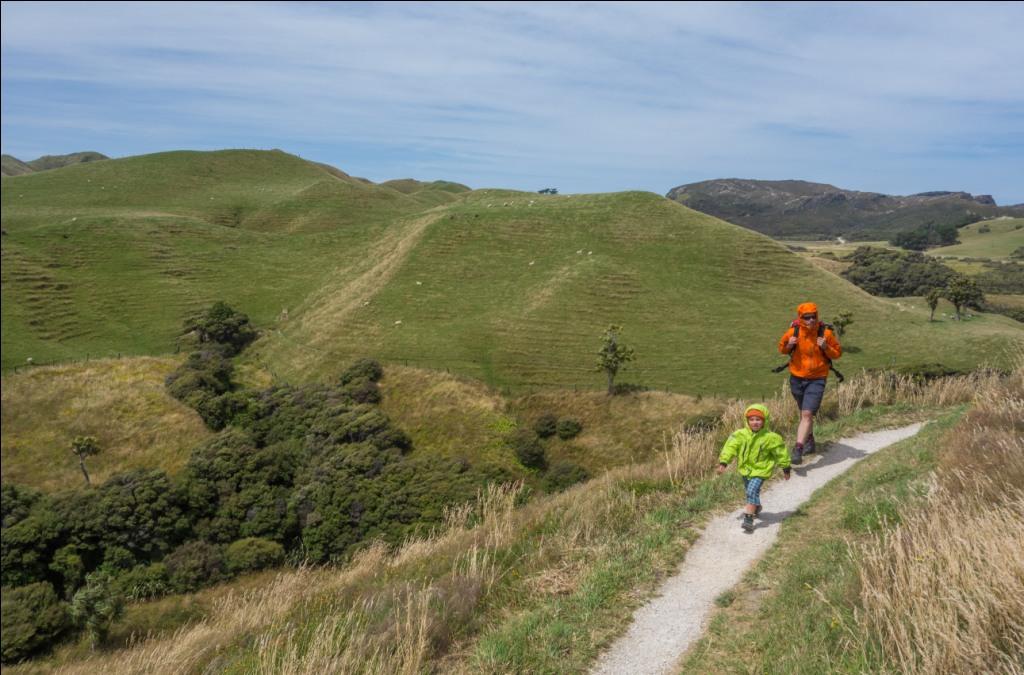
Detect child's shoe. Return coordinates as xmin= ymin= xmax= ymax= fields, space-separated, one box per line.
xmin=742 ymin=513 xmax=755 ymax=532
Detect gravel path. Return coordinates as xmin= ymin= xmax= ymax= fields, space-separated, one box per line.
xmin=591 ymin=423 xmax=925 ymax=675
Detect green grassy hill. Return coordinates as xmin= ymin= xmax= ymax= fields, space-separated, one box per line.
xmin=0 ymin=150 xmax=466 ymax=370
xmin=255 ymin=189 xmax=1022 ymax=396
xmin=929 ymin=217 xmax=1024 ymax=259
xmin=3 ymin=150 xmax=1021 ymax=392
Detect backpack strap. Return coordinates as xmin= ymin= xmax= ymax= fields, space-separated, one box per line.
xmin=771 ymin=324 xmax=799 ymax=373
xmin=817 ymin=323 xmax=845 ymax=383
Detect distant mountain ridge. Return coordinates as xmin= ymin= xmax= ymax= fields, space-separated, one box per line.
xmin=666 ymin=178 xmax=1024 ymax=240
xmin=1 ymin=151 xmax=109 ymax=176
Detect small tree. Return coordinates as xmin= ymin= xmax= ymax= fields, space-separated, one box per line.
xmin=945 ymin=275 xmax=984 ymax=321
xmin=71 ymin=436 xmax=100 ymax=487
xmin=925 ymin=287 xmax=942 ymax=322
xmin=832 ymin=311 xmax=854 ymax=337
xmin=70 ymin=572 xmax=124 ymax=650
xmin=596 ymin=325 xmax=635 ymax=395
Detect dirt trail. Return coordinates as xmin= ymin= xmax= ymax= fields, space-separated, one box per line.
xmin=592 ymin=423 xmax=925 ymax=675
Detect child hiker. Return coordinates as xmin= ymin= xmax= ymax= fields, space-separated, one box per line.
xmin=716 ymin=404 xmax=791 ymax=533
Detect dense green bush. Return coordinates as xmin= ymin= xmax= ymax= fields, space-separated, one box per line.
xmin=1 ymin=582 xmax=69 ymax=664
xmin=533 ymin=413 xmax=558 ymax=438
xmin=509 ymin=430 xmax=546 ymax=470
xmin=49 ymin=545 xmax=85 ymax=596
xmin=555 ymin=418 xmax=583 ymax=440
xmin=1 ymin=483 xmax=41 ymax=529
xmin=165 ymin=541 xmax=227 ymax=592
xmin=225 ymin=537 xmax=285 ymax=574
xmin=1 ymin=503 xmax=63 ymax=588
xmin=94 ymin=469 xmax=190 ymax=560
xmin=182 ymin=301 xmax=257 ymax=356
xmin=842 ymin=247 xmax=955 ymax=297
xmin=339 ymin=358 xmax=384 ymax=384
xmin=889 ymin=221 xmax=961 ymax=250
xmin=543 ymin=462 xmax=590 ymax=493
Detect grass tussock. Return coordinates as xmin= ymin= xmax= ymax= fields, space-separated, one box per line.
xmin=25 ymin=366 xmax=1008 ymax=674
xmin=856 ymin=365 xmax=1024 ymax=674
xmin=1 ymin=357 xmax=212 ymax=490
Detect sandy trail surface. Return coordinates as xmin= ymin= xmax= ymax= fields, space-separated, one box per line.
xmin=592 ymin=423 xmax=925 ymax=675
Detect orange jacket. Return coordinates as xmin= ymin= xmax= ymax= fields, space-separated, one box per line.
xmin=777 ymin=302 xmax=842 ymax=379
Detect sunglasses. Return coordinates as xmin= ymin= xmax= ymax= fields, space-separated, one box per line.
xmin=801 ymin=314 xmax=818 ymax=320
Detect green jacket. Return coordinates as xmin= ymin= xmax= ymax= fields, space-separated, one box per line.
xmin=718 ymin=404 xmax=791 ymax=478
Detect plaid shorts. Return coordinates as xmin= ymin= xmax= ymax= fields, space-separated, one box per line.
xmin=743 ymin=476 xmax=765 ymax=506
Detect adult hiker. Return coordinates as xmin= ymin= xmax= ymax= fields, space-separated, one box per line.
xmin=777 ymin=302 xmax=842 ymax=465
xmin=716 ymin=404 xmax=791 ymax=532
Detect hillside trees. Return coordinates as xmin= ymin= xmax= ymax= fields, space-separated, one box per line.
xmin=945 ymin=275 xmax=985 ymax=321
xmin=890 ymin=221 xmax=961 ymax=250
xmin=841 ymin=247 xmax=955 ymax=297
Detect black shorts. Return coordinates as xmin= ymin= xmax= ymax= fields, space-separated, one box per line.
xmin=790 ymin=376 xmax=827 ymax=413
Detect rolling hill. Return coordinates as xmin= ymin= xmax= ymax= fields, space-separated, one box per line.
xmin=1 ymin=151 xmax=109 ymax=176
xmin=929 ymin=217 xmax=1024 ymax=259
xmin=665 ymin=178 xmax=1024 ymax=240
xmin=3 ymin=151 xmax=1021 ymax=394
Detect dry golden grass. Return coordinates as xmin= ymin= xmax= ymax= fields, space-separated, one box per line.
xmin=856 ymin=360 xmax=1024 ymax=674
xmin=0 ymin=357 xmax=212 ymax=490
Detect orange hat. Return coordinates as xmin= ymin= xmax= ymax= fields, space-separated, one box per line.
xmin=796 ymin=302 xmax=818 ymax=317
xmin=745 ymin=409 xmax=765 ymax=419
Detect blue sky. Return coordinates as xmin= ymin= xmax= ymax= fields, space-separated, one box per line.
xmin=3 ymin=1 xmax=1023 ymax=203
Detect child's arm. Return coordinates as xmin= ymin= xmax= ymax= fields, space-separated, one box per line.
xmin=716 ymin=432 xmax=742 ymax=473
xmin=771 ymin=433 xmax=792 ymax=480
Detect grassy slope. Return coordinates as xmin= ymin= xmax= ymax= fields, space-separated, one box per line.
xmin=3 ymin=151 xmax=1021 ymax=392
xmin=0 ymin=357 xmax=211 ymax=491
xmin=255 ymin=189 xmax=1022 ymax=396
xmin=0 ymin=150 xmax=462 ymax=370
xmin=929 ymin=217 xmax=1024 ymax=259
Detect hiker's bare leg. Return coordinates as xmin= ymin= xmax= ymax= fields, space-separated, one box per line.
xmin=797 ymin=410 xmax=814 ymax=445
xmin=744 ymin=503 xmax=757 ymax=515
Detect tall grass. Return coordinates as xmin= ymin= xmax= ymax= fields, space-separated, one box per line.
xmin=33 ymin=367 xmax=1003 ymax=674
xmin=856 ymin=364 xmax=1024 ymax=674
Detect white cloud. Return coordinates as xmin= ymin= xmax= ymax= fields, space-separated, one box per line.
xmin=2 ymin=1 xmax=1022 ymax=201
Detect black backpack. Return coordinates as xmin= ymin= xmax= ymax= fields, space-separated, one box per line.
xmin=772 ymin=322 xmax=845 ymax=382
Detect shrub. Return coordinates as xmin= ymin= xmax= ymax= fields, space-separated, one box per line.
xmin=555 ymin=419 xmax=583 ymax=440
xmin=0 ymin=582 xmax=69 ymax=663
xmin=183 ymin=301 xmax=257 ymax=356
xmin=543 ymin=462 xmax=590 ymax=492
xmin=49 ymin=545 xmax=85 ymax=597
xmin=339 ymin=358 xmax=384 ymax=385
xmin=684 ymin=412 xmax=722 ymax=432
xmin=70 ymin=571 xmax=124 ymax=649
xmin=225 ymin=537 xmax=285 ymax=575
xmin=533 ymin=413 xmax=558 ymax=438
xmin=1 ymin=483 xmax=41 ymax=530
xmin=113 ymin=563 xmax=170 ymax=601
xmin=510 ymin=430 xmax=546 ymax=470
xmin=164 ymin=541 xmax=227 ymax=592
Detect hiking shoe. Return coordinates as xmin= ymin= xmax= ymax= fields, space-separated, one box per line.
xmin=742 ymin=514 xmax=755 ymax=532
xmin=805 ymin=435 xmax=816 ymax=455
xmin=754 ymin=505 xmax=763 ymax=518
xmin=791 ymin=447 xmax=803 ymax=465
